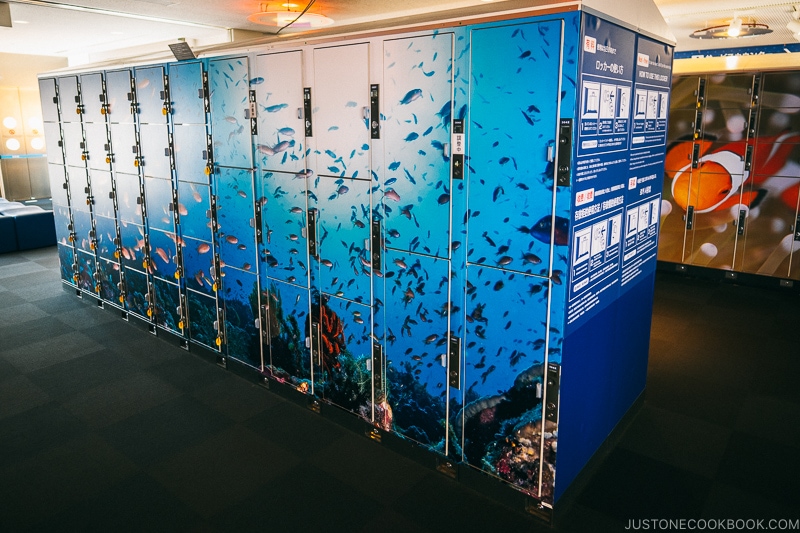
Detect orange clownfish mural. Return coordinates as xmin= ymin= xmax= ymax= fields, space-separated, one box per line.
xmin=666 ymin=132 xmax=800 ymax=214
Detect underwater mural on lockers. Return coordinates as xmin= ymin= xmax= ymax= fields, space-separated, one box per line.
xmin=308 ymin=294 xmax=373 ymax=415
xmin=380 ymin=30 xmax=457 ymax=454
xmin=262 ymin=279 xmax=311 ymax=388
xmin=254 ymin=50 xmax=306 ymax=175
xmin=168 ymin=61 xmax=206 ymax=126
xmin=133 ymin=66 xmax=168 ymax=125
xmin=220 ymin=265 xmax=261 ymax=369
xmin=463 ymin=266 xmax=557 ymax=501
xmin=659 ymin=71 xmax=800 ymax=280
xmin=466 ymin=19 xmax=564 ymax=277
xmin=96 ymin=258 xmax=122 ymax=305
xmin=381 ymin=32 xmax=454 ymax=258
xmin=461 ymin=13 xmax=576 ymax=503
xmin=260 ymin=170 xmax=309 ymax=287
xmin=75 ymin=251 xmax=98 ymax=293
xmin=57 ymin=244 xmax=76 ymax=285
xmin=208 ymin=56 xmax=253 ymax=170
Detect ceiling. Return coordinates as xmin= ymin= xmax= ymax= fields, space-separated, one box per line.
xmin=2 ymin=0 xmax=800 ymax=66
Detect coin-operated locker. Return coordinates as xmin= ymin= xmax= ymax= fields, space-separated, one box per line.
xmin=745 ymin=71 xmax=800 ymax=280
xmin=171 ymin=60 xmax=210 ymax=340
xmin=40 ymin=77 xmax=76 ymax=287
xmin=59 ymin=75 xmax=99 ymax=295
xmin=253 ymin=50 xmax=312 ymax=386
xmin=308 ymin=43 xmax=375 ymax=414
xmin=214 ymin=167 xmax=260 ymax=368
xmin=80 ymin=72 xmax=122 ymax=304
xmin=463 ymin=18 xmax=566 ymax=503
xmin=208 ymin=56 xmax=260 ymax=368
xmin=136 ymin=64 xmax=183 ymax=331
xmin=377 ymin=32 xmax=455 ymax=450
xmin=659 ymin=75 xmax=703 ymax=264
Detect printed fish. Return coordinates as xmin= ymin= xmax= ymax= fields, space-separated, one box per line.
xmin=667 ymin=132 xmax=800 ymax=213
xmin=517 ymin=215 xmax=569 ymax=246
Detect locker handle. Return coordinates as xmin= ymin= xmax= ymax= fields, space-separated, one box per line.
xmin=362 ymin=106 xmax=369 ymax=120
xmin=297 ymin=107 xmax=303 ymax=120
xmin=443 ymin=143 xmax=450 ymax=158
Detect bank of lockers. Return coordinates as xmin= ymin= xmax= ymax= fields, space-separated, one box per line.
xmin=41 ymin=5 xmax=672 ymax=511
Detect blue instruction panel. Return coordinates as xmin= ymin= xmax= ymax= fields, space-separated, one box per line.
xmin=567 ymin=14 xmax=636 ymax=330
xmin=620 ymin=36 xmax=673 ymax=291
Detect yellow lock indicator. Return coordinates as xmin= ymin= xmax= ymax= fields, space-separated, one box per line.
xmin=146 ymin=308 xmax=152 ymax=317
xmin=212 ymin=282 xmax=217 ymax=292
xmin=119 ymin=296 xmax=124 ymax=303
xmin=142 ymin=260 xmax=148 ymax=269
xmin=162 ymin=107 xmax=168 ymax=115
xmin=215 ymin=337 xmax=222 ymax=346
xmin=134 ymin=159 xmax=140 ymax=167
xmin=105 ymin=156 xmax=111 ymax=164
xmin=174 ymin=271 xmax=180 ymax=280
xmin=100 ymin=107 xmax=106 ymax=115
xmin=204 ymin=166 xmax=212 ymax=176
xmin=114 ymin=251 xmax=120 ymax=259
xmin=178 ymin=320 xmax=184 ymax=329
xmin=76 ymin=108 xmax=81 ymax=114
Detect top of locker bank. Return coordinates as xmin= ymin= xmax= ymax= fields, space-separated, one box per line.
xmin=38 ymin=0 xmax=673 ymax=77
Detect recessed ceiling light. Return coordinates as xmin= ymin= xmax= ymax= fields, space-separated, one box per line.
xmin=13 ymin=20 xmax=29 ymax=24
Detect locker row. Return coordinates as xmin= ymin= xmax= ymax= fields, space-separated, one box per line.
xmin=41 ymin=14 xmax=577 ymax=506
xmin=659 ymin=72 xmax=800 ymax=279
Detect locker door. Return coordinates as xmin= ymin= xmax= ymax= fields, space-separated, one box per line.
xmin=382 ymin=33 xmax=453 ymax=258
xmin=262 ymin=278 xmax=312 ymax=386
xmin=208 ymin=56 xmax=253 ymax=169
xmin=215 ymin=167 xmax=260 ymax=368
xmin=134 ymin=66 xmax=168 ymax=125
xmin=49 ymin=163 xmax=69 ymax=208
xmin=62 ymin=122 xmax=86 ymax=169
xmin=38 ymin=78 xmax=60 ymax=123
xmin=467 ymin=21 xmax=563 ymax=276
xmin=144 ymin=174 xmax=175 ymax=233
xmin=105 ymin=69 xmax=136 ymax=124
xmin=58 ymin=76 xmax=81 ymax=123
xmin=43 ymin=122 xmax=63 ymax=165
xmin=377 ymin=33 xmax=456 ymax=450
xmin=462 ymin=266 xmax=551 ymax=496
xmin=463 ymin=19 xmax=563 ymax=502
xmin=313 ymin=44 xmax=370 ymax=179
xmin=314 ymin=177 xmax=372 ymax=303
xmin=168 ymin=61 xmax=206 ymax=125
xmin=139 ymin=124 xmax=172 ymax=179
xmin=90 ymin=169 xmax=115 ymax=219
xmin=173 ymin=124 xmax=209 ymax=183
xmin=109 ymin=123 xmax=138 ymax=175
xmin=83 ymin=122 xmax=110 ymax=171
xmin=307 ymin=43 xmax=373 ymax=411
xmin=260 ymin=170 xmax=309 ymax=286
xmin=79 ymin=73 xmax=105 ymax=124
xmin=177 ymin=180 xmax=212 ymax=242
xmin=254 ymin=50 xmax=311 ymax=388
xmin=116 ymin=172 xmax=144 ymax=225
xmin=255 ymin=51 xmax=306 ymax=173
xmin=53 ymin=204 xmax=73 ymax=247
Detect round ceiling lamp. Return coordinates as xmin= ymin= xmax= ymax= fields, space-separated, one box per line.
xmin=248 ymin=4 xmax=334 ymax=31
xmin=691 ymin=17 xmax=772 ymax=39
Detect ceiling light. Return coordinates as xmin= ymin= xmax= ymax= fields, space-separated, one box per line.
xmin=13 ymin=20 xmax=29 ymax=24
xmin=30 ymin=137 xmax=45 ymax=150
xmin=691 ymin=17 xmax=772 ymax=39
xmin=3 ymin=116 xmax=17 ymax=129
xmin=248 ymin=3 xmax=334 ymax=31
xmin=5 ymin=138 xmax=21 ymax=151
xmin=727 ymin=17 xmax=743 ymax=37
